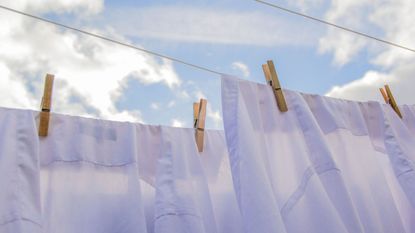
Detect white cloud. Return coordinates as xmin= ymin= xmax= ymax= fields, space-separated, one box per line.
xmin=171 ymin=118 xmax=185 ymax=128
xmin=0 ymin=0 xmax=181 ymax=123
xmin=99 ymin=6 xmax=320 ymax=46
xmin=323 ymin=0 xmax=415 ymax=105
xmin=2 ymin=0 xmax=103 ymax=15
xmin=287 ymin=0 xmax=325 ymax=13
xmin=150 ymin=102 xmax=160 ymax=110
xmin=326 ymin=63 xmax=415 ymax=105
xmin=319 ymin=31 xmax=368 ymax=66
xmin=231 ymin=61 xmax=250 ymax=78
xmin=167 ymin=100 xmax=175 ymax=108
xmin=194 ymin=90 xmax=207 ymax=100
xmin=177 ymin=90 xmax=190 ymax=99
xmin=0 ymin=63 xmax=35 ymax=108
xmin=326 ymin=71 xmax=389 ymax=102
xmin=206 ymin=104 xmax=222 ymax=129
xmin=318 ymin=0 xmax=374 ymax=65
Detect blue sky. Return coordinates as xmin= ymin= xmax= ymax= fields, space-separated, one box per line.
xmin=0 ymin=0 xmax=414 ymax=129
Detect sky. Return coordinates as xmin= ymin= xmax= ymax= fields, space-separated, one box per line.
xmin=0 ymin=0 xmax=414 ymax=129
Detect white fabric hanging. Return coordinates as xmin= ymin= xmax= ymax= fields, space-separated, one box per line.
xmin=0 ymin=107 xmax=241 ymax=233
xmin=0 ymin=108 xmax=41 ymax=233
xmin=221 ymin=75 xmax=415 ymax=233
xmin=2 ymin=75 xmax=415 ymax=233
xmin=39 ymin=114 xmax=148 ymax=233
xmin=154 ymin=126 xmax=242 ymax=233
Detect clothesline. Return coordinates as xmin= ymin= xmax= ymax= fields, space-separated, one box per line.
xmin=253 ymin=0 xmax=415 ymax=53
xmin=36 ymin=60 xmax=404 ymax=149
xmin=1 ymin=5 xmax=414 ymax=232
xmin=0 ymin=5 xmax=226 ymax=77
xmin=0 ymin=3 xmax=407 ymax=133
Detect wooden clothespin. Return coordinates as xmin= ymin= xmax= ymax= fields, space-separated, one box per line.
xmin=379 ymin=84 xmax=402 ymax=118
xmin=39 ymin=74 xmax=54 ymax=137
xmin=193 ymin=99 xmax=207 ymax=152
xmin=262 ymin=60 xmax=288 ymax=112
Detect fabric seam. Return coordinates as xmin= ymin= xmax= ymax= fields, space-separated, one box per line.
xmin=41 ymin=159 xmax=137 ymax=168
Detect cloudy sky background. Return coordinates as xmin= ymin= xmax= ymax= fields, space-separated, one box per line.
xmin=0 ymin=0 xmax=414 ymax=129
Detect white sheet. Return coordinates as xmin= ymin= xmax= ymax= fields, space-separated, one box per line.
xmin=1 ymin=74 xmax=414 ymax=233
xmin=0 ymin=107 xmax=241 ymax=233
xmin=154 ymin=126 xmax=242 ymax=233
xmin=0 ymin=109 xmax=41 ymax=232
xmin=221 ymin=75 xmax=415 ymax=233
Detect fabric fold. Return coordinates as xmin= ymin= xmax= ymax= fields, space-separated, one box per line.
xmin=221 ymin=76 xmax=415 ymax=233
xmin=1 ymin=74 xmax=415 ymax=233
xmin=0 ymin=108 xmax=41 ymax=233
xmin=154 ymin=126 xmax=242 ymax=233
xmin=39 ymin=112 xmax=148 ymax=233
xmin=0 ymin=106 xmax=241 ymax=233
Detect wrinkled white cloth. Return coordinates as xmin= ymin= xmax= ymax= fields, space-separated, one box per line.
xmin=1 ymin=75 xmax=415 ymax=233
xmin=0 ymin=108 xmax=41 ymax=232
xmin=154 ymin=126 xmax=242 ymax=233
xmin=0 ymin=107 xmax=241 ymax=233
xmin=221 ymin=75 xmax=415 ymax=233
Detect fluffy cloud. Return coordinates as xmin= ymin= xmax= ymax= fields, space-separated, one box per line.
xmin=327 ymin=63 xmax=415 ymax=104
xmin=322 ymin=0 xmax=415 ymax=105
xmin=0 ymin=0 xmax=181 ymax=122
xmin=318 ymin=0 xmax=373 ymax=65
xmin=287 ymin=0 xmax=325 ymax=13
xmin=326 ymin=71 xmax=389 ymax=102
xmin=231 ymin=61 xmax=250 ymax=78
xmin=0 ymin=63 xmax=34 ymax=108
xmin=2 ymin=0 xmax=103 ymax=15
xmin=150 ymin=102 xmax=160 ymax=110
xmin=206 ymin=106 xmax=222 ymax=128
xmin=171 ymin=118 xmax=185 ymax=127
